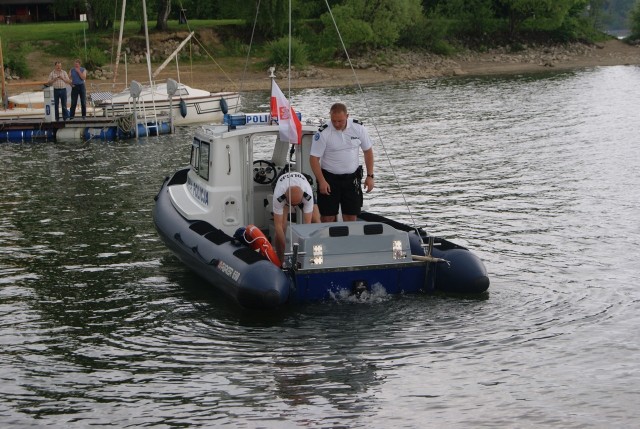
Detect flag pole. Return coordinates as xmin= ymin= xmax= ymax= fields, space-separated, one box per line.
xmin=269 ymin=66 xmax=276 ymax=124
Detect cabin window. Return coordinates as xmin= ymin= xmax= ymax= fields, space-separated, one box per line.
xmin=190 ymin=138 xmax=210 ymax=181
xmin=190 ymin=138 xmax=200 ymax=170
xmin=198 ymin=142 xmax=210 ymax=180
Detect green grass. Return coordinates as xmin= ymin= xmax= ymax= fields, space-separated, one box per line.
xmin=0 ymin=19 xmax=243 ymax=45
xmin=0 ymin=22 xmax=87 ymax=43
xmin=0 ymin=19 xmax=248 ymax=74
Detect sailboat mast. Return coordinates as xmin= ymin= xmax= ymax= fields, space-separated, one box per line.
xmin=113 ymin=0 xmax=127 ymax=85
xmin=141 ymin=0 xmax=153 ymax=85
xmin=0 ymin=37 xmax=6 ymax=109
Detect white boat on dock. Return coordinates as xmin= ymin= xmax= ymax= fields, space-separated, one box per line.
xmin=92 ymin=80 xmax=240 ymax=126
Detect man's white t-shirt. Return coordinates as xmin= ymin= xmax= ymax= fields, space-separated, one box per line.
xmin=310 ymin=119 xmax=373 ymax=175
xmin=272 ymin=172 xmax=314 ymax=215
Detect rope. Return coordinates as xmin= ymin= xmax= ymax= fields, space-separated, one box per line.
xmin=322 ymin=0 xmax=419 ymax=229
xmin=174 ymin=1 xmax=240 ymax=92
xmin=238 ymin=0 xmax=262 ymax=96
xmin=412 ymin=254 xmax=450 ymax=267
xmin=110 ymin=0 xmax=118 ymax=67
xmin=116 ymin=113 xmax=135 ymax=133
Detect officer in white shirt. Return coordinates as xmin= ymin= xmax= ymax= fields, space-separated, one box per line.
xmin=272 ymin=172 xmax=316 ymax=262
xmin=310 ymin=102 xmax=374 ymax=222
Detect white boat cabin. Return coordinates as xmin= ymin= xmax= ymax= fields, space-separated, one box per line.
xmin=170 ymin=113 xmax=319 ymax=240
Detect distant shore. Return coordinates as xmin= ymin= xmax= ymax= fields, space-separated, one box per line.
xmin=138 ymin=39 xmax=640 ymax=93
xmin=9 ymin=39 xmax=640 ymax=94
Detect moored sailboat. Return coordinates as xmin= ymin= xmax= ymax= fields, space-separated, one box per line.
xmin=97 ymin=20 xmax=240 ymax=126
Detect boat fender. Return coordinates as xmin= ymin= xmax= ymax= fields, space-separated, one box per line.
xmin=179 ymin=99 xmax=187 ymax=118
xmin=220 ymin=97 xmax=228 ymax=115
xmin=244 ymin=225 xmax=281 ymax=267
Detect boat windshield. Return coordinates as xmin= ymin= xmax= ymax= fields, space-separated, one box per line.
xmin=252 ymin=134 xmax=289 ymax=167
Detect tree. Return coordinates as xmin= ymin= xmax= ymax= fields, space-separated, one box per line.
xmin=320 ymin=0 xmax=423 ymax=51
xmin=630 ymin=0 xmax=640 ymax=37
xmin=433 ymin=0 xmax=497 ymax=39
xmin=588 ymin=0 xmax=609 ymax=30
xmin=605 ymin=0 xmax=639 ymax=30
xmin=156 ymin=0 xmax=171 ymax=30
xmin=85 ymin=0 xmax=114 ymax=31
xmin=246 ymin=0 xmax=289 ymax=40
xmin=493 ymin=0 xmax=580 ymax=38
xmin=53 ymin=0 xmax=83 ymax=18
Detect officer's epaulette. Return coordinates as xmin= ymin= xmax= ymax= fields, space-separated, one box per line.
xmin=318 ymin=123 xmax=328 ymax=132
xmin=352 ymin=119 xmax=363 ymax=125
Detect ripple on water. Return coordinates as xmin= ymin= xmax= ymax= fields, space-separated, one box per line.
xmin=1 ymin=67 xmax=639 ymax=427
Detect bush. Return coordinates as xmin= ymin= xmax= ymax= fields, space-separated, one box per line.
xmin=549 ymin=16 xmax=608 ymax=44
xmin=5 ymin=55 xmax=30 ymax=78
xmin=73 ymin=46 xmax=108 ymax=71
xmin=4 ymin=42 xmax=33 ymax=78
xmin=223 ymin=38 xmax=251 ymax=57
xmin=630 ymin=0 xmax=640 ymax=39
xmin=266 ymin=37 xmax=308 ymax=67
xmin=430 ymin=39 xmax=455 ymax=56
xmin=399 ymin=16 xmax=454 ymax=55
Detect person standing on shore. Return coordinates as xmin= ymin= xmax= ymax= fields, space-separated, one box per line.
xmin=310 ymin=102 xmax=375 ymax=222
xmin=47 ymin=61 xmax=72 ymax=122
xmin=68 ymin=59 xmax=87 ymax=119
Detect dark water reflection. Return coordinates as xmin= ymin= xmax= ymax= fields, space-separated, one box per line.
xmin=1 ymin=66 xmax=639 ymax=427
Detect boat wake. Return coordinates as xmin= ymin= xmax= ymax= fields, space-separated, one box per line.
xmin=329 ymin=283 xmax=390 ymax=304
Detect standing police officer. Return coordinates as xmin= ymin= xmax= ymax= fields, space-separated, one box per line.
xmin=309 ymin=103 xmax=375 ymax=222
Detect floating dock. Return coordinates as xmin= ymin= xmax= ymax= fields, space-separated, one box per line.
xmin=0 ymin=114 xmax=173 ymax=143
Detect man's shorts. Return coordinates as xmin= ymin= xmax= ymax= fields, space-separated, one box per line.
xmin=317 ymin=168 xmax=362 ymax=217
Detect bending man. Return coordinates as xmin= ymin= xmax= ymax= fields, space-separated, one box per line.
xmin=310 ymin=102 xmax=374 ymax=222
xmin=272 ymin=171 xmax=316 ymax=262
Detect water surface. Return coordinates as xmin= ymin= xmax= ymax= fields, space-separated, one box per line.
xmin=1 ymin=65 xmax=639 ymax=427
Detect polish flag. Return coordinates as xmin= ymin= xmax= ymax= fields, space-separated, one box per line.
xmin=270 ymin=81 xmax=302 ymax=144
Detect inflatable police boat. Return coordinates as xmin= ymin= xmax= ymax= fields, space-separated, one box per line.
xmin=153 ymin=110 xmax=489 ymax=310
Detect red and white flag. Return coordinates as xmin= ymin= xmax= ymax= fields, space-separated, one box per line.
xmin=270 ymin=81 xmax=302 ymax=144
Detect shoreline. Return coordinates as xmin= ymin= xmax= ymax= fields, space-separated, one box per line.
xmin=8 ymin=39 xmax=640 ymax=94
xmin=149 ymin=39 xmax=640 ymax=93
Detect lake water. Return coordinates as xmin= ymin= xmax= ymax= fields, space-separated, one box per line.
xmin=1 ymin=65 xmax=639 ymax=427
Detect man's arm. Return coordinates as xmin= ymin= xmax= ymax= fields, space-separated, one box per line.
xmin=310 ymin=155 xmax=330 ymax=195
xmin=303 ymin=212 xmax=312 ymax=224
xmin=363 ymin=147 xmax=374 ymax=193
xmin=273 ymin=213 xmax=286 ymax=263
xmin=61 ymin=71 xmax=72 ymax=85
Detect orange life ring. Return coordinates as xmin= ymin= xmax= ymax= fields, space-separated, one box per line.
xmin=244 ymin=224 xmax=281 ymax=267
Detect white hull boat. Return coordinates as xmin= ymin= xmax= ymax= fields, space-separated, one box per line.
xmin=96 ymin=82 xmax=240 ymax=126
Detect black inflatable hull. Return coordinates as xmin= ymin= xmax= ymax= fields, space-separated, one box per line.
xmin=153 ymin=172 xmax=291 ymax=309
xmin=153 ymin=170 xmax=489 ymax=309
xmin=360 ymin=211 xmax=490 ymax=295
